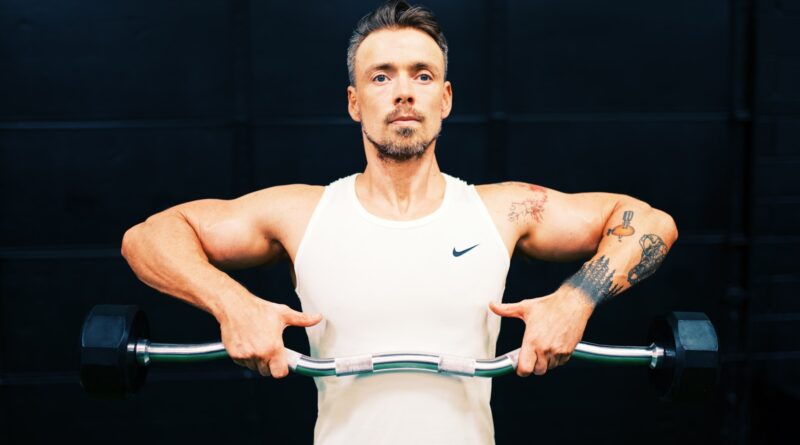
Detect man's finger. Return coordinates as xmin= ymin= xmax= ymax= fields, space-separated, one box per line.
xmin=282 ymin=309 xmax=324 ymax=327
xmin=533 ymin=353 xmax=549 ymax=376
xmin=488 ymin=301 xmax=526 ymax=319
xmin=257 ymin=360 xmax=272 ymax=377
xmin=268 ymin=356 xmax=289 ymax=379
xmin=517 ymin=348 xmax=536 ymax=377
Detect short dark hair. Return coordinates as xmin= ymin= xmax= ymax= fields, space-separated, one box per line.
xmin=347 ymin=0 xmax=449 ymax=86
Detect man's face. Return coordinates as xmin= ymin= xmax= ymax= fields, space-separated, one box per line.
xmin=347 ymin=28 xmax=452 ymax=162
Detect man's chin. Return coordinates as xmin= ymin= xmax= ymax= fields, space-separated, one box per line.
xmin=393 ymin=126 xmax=418 ymax=138
xmin=376 ymin=145 xmax=427 ymax=162
xmin=363 ymin=126 xmax=438 ymax=162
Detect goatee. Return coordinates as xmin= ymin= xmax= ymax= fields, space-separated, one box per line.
xmin=363 ymin=126 xmax=440 ymax=162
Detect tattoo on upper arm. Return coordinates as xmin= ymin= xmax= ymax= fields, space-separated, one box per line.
xmin=607 ymin=210 xmax=635 ymax=241
xmin=503 ymin=182 xmax=548 ymax=224
xmin=627 ymin=234 xmax=668 ymax=285
xmin=563 ymin=255 xmax=624 ymax=305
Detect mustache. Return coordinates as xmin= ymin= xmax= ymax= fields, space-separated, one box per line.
xmin=384 ymin=108 xmax=425 ymax=125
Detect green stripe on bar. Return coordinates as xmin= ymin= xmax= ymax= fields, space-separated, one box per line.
xmin=571 ymin=351 xmax=651 ymax=365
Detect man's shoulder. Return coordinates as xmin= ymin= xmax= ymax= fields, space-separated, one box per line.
xmin=474 ymin=181 xmax=550 ymax=205
xmin=251 ymin=183 xmax=325 ymax=215
xmin=472 ymin=181 xmax=550 ymax=244
xmin=267 ymin=183 xmax=325 ymax=198
xmin=240 ymin=184 xmax=325 ymax=257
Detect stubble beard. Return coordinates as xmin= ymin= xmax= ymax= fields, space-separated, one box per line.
xmin=363 ymin=124 xmax=440 ymax=162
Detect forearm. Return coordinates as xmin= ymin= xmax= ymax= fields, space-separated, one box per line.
xmin=120 ymin=211 xmax=254 ymax=322
xmin=561 ymin=197 xmax=678 ymax=307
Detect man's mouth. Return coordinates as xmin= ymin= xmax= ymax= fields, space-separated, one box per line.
xmin=389 ymin=116 xmax=421 ymax=126
xmin=387 ymin=110 xmax=424 ymax=125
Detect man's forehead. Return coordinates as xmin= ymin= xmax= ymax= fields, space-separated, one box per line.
xmin=355 ymin=28 xmax=444 ymax=74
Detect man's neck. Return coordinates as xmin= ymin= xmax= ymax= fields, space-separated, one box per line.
xmin=358 ymin=140 xmax=445 ymax=219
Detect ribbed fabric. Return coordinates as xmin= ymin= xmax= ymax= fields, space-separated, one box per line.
xmin=294 ymin=172 xmax=511 ymax=445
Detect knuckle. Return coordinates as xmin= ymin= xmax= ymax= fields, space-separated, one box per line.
xmin=257 ymin=342 xmax=276 ymax=355
xmin=266 ymin=342 xmax=283 ymax=355
xmin=229 ymin=348 xmax=253 ymax=361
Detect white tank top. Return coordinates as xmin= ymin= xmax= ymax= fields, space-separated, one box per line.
xmin=294 ymin=172 xmax=511 ymax=445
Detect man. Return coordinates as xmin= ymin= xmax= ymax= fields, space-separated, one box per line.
xmin=121 ymin=1 xmax=678 ymax=443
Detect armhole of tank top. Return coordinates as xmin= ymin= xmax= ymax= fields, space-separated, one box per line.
xmin=468 ymin=184 xmax=512 ymax=269
xmin=292 ymin=182 xmax=334 ymax=286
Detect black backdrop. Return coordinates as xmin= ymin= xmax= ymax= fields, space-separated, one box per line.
xmin=1 ymin=1 xmax=798 ymax=443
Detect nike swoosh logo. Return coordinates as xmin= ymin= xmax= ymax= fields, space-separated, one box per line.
xmin=453 ymin=244 xmax=480 ymax=257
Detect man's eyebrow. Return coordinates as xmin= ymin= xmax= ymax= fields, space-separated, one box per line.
xmin=367 ymin=63 xmax=395 ymax=73
xmin=410 ymin=62 xmax=436 ymax=73
xmin=365 ymin=62 xmax=439 ymax=74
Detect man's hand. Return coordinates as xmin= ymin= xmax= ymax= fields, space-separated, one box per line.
xmin=217 ymin=296 xmax=323 ymax=378
xmin=489 ymin=289 xmax=594 ymax=376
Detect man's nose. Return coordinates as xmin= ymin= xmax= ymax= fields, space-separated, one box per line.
xmin=393 ymin=75 xmax=414 ymax=106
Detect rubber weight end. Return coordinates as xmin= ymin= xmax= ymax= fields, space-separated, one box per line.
xmin=649 ymin=312 xmax=719 ymax=402
xmin=80 ymin=305 xmax=149 ymax=399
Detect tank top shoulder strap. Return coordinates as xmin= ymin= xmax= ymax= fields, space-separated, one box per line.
xmin=440 ymin=173 xmax=470 ymax=202
xmin=293 ymin=173 xmax=356 ymax=268
xmin=459 ymin=177 xmax=513 ymax=268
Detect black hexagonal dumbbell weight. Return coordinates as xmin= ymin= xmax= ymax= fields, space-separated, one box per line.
xmin=80 ymin=305 xmax=150 ymax=398
xmin=80 ymin=305 xmax=719 ymax=401
xmin=649 ymin=312 xmax=720 ymax=401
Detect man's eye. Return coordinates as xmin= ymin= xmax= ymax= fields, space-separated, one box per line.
xmin=374 ymin=74 xmax=388 ymax=82
xmin=419 ymin=74 xmax=431 ymax=81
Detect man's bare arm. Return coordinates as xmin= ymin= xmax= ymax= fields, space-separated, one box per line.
xmin=560 ymin=199 xmax=678 ymax=306
xmin=121 ymin=185 xmax=301 ymax=314
xmin=505 ymin=181 xmax=679 ymax=304
xmin=120 ymin=184 xmax=324 ymax=378
xmin=487 ymin=181 xmax=678 ymax=377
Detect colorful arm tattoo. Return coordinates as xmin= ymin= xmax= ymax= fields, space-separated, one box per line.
xmin=606 ymin=210 xmax=635 ymax=241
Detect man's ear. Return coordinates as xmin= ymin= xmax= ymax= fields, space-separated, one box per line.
xmin=347 ymin=85 xmax=361 ymax=122
xmin=441 ymin=80 xmax=453 ymax=119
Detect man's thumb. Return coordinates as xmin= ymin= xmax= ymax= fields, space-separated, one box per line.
xmin=284 ymin=310 xmax=323 ymax=327
xmin=489 ymin=301 xmax=524 ymax=318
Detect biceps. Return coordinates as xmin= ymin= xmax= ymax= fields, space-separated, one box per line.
xmin=517 ymin=191 xmax=619 ymax=262
xmin=175 ymin=197 xmax=280 ymax=269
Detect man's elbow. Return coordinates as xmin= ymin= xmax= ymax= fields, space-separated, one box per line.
xmin=653 ymin=208 xmax=678 ymax=246
xmin=120 ymin=224 xmax=141 ymax=260
xmin=121 ymin=217 xmax=154 ymax=260
xmin=618 ymin=195 xmax=678 ymax=243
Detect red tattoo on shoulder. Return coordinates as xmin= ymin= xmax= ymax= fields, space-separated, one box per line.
xmin=503 ymin=182 xmax=548 ymax=224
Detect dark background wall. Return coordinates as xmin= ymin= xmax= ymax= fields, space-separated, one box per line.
xmin=1 ymin=0 xmax=797 ymax=443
